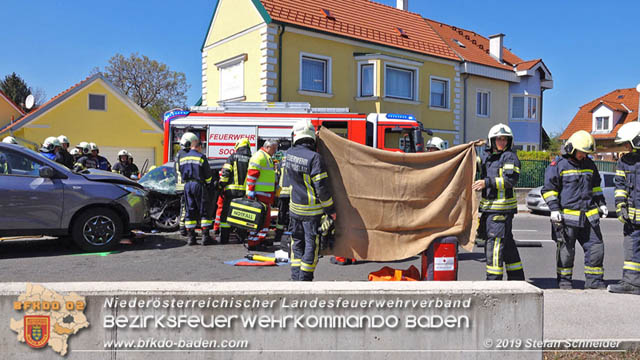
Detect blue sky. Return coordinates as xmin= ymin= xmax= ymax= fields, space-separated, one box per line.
xmin=2 ymin=0 xmax=640 ymax=135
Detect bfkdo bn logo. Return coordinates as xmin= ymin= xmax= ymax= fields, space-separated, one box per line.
xmin=10 ymin=284 xmax=89 ymax=356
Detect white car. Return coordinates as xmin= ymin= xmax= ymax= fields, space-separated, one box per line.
xmin=526 ymin=171 xmax=616 ymax=217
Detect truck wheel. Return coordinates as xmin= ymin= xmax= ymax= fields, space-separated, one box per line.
xmin=72 ymin=208 xmax=122 ymax=252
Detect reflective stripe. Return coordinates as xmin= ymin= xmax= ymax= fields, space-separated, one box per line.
xmin=513 ymin=167 xmax=520 ymax=174
xmin=557 ymin=267 xmax=573 ymax=275
xmin=492 ymin=215 xmax=506 ymax=221
xmin=225 ymin=184 xmax=245 ymax=191
xmin=560 ymin=169 xmax=593 ymax=176
xmin=616 ymin=170 xmax=626 ymax=177
xmin=592 ymin=187 xmax=603 ymax=197
xmin=505 ymin=262 xmax=523 ymax=271
xmin=232 ymin=202 xmax=262 ymax=213
xmin=493 ymin=238 xmax=501 ymax=268
xmin=543 ymin=190 xmax=559 ymax=200
xmin=220 ymin=223 xmax=231 ymax=228
xmin=503 ymin=163 xmax=514 ymax=170
xmin=290 ymin=202 xmax=324 ymax=216
xmin=205 ymin=176 xmax=212 ymax=184
xmin=563 ymin=209 xmax=581 ymax=216
xmin=623 ymin=261 xmax=640 ymax=272
xmin=321 ymin=197 xmax=334 ymax=208
xmin=247 ymin=175 xmax=258 ymax=181
xmin=223 ymin=163 xmax=233 ymax=170
xmin=312 ymin=172 xmax=328 ymax=182
xmin=227 ymin=217 xmax=258 ymax=229
xmin=615 ymin=189 xmax=629 ymax=198
xmin=479 ymin=198 xmax=517 ymax=211
xmin=486 ymin=265 xmax=504 ymax=275
xmin=584 ymin=266 xmax=604 ymax=275
xmin=255 ymin=191 xmax=272 ymax=198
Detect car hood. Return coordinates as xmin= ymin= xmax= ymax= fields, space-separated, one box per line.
xmin=79 ymin=169 xmax=142 ymax=188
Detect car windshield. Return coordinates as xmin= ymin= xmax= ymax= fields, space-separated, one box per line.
xmin=138 ymin=165 xmax=176 ymax=194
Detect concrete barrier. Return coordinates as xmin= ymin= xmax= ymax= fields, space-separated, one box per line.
xmin=0 ymin=282 xmax=543 ymax=360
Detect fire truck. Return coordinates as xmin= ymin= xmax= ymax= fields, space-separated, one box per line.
xmin=163 ymin=102 xmax=428 ymax=163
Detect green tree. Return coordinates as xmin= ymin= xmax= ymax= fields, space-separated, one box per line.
xmin=0 ymin=72 xmax=31 ymax=112
xmin=97 ymin=53 xmax=189 ymax=121
xmin=543 ymin=131 xmax=563 ymax=155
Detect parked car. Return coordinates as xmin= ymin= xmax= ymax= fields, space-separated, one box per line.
xmin=526 ymin=171 xmax=616 ymax=217
xmin=0 ymin=143 xmax=150 ymax=251
xmin=138 ymin=160 xmax=224 ymax=232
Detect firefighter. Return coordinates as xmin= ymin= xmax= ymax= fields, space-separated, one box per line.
xmin=285 ymin=120 xmax=336 ymax=281
xmin=128 ymin=154 xmax=140 ymax=179
xmin=218 ymin=138 xmax=252 ymax=244
xmin=274 ymin=147 xmax=292 ymax=259
xmin=542 ymin=130 xmax=606 ymax=289
xmin=74 ymin=142 xmax=97 ymax=170
xmin=57 ymin=135 xmax=74 ymax=168
xmin=2 ymin=136 xmax=18 ymax=145
xmin=70 ymin=148 xmax=81 ymax=163
xmin=179 ymin=133 xmax=215 ymax=245
xmin=473 ymin=124 xmax=524 ymax=281
xmin=425 ymin=137 xmax=446 ymax=152
xmin=112 ymin=150 xmax=135 ymax=179
xmin=40 ymin=136 xmax=64 ymax=165
xmin=90 ymin=142 xmax=111 ymax=171
xmin=245 ymin=139 xmax=278 ymax=250
xmin=175 ymin=133 xmax=197 ymax=237
xmin=608 ymin=122 xmax=640 ymax=295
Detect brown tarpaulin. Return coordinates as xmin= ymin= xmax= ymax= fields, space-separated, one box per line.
xmin=317 ymin=127 xmax=479 ymax=261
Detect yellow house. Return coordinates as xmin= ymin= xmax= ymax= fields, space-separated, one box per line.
xmin=0 ymin=90 xmax=25 ymax=131
xmin=200 ymin=0 xmax=464 ymax=146
xmin=0 ymin=74 xmax=164 ymax=166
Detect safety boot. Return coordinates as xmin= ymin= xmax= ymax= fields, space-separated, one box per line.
xmin=607 ymin=281 xmax=640 ymax=295
xmin=202 ymin=230 xmax=217 ymax=246
xmin=220 ymin=228 xmax=231 ymax=244
xmin=187 ymin=230 xmax=198 ymax=246
xmin=179 ymin=226 xmax=188 ymax=237
xmin=585 ymin=280 xmax=606 ymax=290
xmin=557 ymin=280 xmax=573 ymax=290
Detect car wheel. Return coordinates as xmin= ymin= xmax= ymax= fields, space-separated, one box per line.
xmin=153 ymin=205 xmax=180 ymax=232
xmin=72 ymin=208 xmax=122 ymax=252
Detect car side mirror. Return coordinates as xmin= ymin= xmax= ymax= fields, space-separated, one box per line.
xmin=39 ymin=166 xmax=55 ymax=179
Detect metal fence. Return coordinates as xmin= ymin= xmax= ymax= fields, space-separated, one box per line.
xmin=517 ymin=159 xmax=617 ymax=188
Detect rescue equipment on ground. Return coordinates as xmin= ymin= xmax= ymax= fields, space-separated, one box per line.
xmin=421 ymin=236 xmax=458 ymax=281
xmin=227 ymin=197 xmax=266 ymax=231
xmin=368 ymin=265 xmax=421 ymax=281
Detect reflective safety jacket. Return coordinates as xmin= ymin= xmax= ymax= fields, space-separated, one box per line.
xmin=0 ymin=154 xmax=10 ymax=174
xmin=219 ymin=145 xmax=251 ymax=198
xmin=179 ymin=149 xmax=212 ymax=185
xmin=542 ymin=155 xmax=605 ymax=227
xmin=112 ymin=161 xmax=136 ymax=179
xmin=614 ymin=150 xmax=640 ymax=224
xmin=174 ymin=149 xmax=189 ymax=192
xmin=246 ymin=148 xmax=276 ymax=197
xmin=284 ymin=143 xmax=335 ymax=217
xmin=478 ymin=147 xmax=520 ymax=213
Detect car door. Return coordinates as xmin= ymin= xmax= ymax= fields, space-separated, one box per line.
xmin=0 ymin=148 xmax=64 ymax=231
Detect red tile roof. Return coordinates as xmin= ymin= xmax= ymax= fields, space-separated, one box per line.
xmin=259 ymin=0 xmax=460 ymax=61
xmin=425 ymin=19 xmax=523 ymax=71
xmin=0 ymin=89 xmax=25 ymax=116
xmin=515 ymin=59 xmax=541 ymax=71
xmin=560 ymin=88 xmax=639 ymax=140
xmin=0 ymin=75 xmax=96 ymax=135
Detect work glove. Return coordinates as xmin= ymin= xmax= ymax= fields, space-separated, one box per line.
xmin=550 ymin=211 xmax=562 ymax=223
xmin=246 ymin=190 xmax=256 ymax=200
xmin=319 ymin=215 xmax=333 ymax=234
xmin=318 ymin=215 xmax=335 ymax=250
xmin=599 ymin=205 xmax=608 ymax=218
xmin=618 ymin=206 xmax=629 ymax=224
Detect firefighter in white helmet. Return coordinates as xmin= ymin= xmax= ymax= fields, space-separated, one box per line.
xmin=542 ymin=130 xmax=606 ymax=289
xmin=284 ymin=120 xmax=336 ymax=281
xmin=40 ymin=136 xmax=64 ymax=165
xmin=112 ymin=150 xmax=136 ymax=179
xmin=175 ymin=132 xmax=199 ymax=237
xmin=57 ymin=135 xmax=74 ymax=168
xmin=2 ymin=136 xmax=18 ymax=145
xmin=74 ymin=142 xmax=97 ymax=170
xmin=473 ymin=123 xmax=524 ymax=281
xmin=90 ymin=142 xmax=111 ymax=171
xmin=425 ymin=137 xmax=446 ymax=152
xmin=608 ymin=122 xmax=640 ymax=294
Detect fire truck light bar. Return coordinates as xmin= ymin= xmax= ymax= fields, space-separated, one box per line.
xmin=386 ymin=113 xmax=416 ymax=121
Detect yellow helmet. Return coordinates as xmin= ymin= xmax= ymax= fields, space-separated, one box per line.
xmin=615 ymin=122 xmax=640 ymax=149
xmin=234 ymin=137 xmax=251 ymax=150
xmin=565 ymin=130 xmax=596 ymax=154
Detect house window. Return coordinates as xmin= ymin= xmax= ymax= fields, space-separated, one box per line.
xmin=216 ymin=54 xmax=247 ymax=102
xmin=477 ymin=90 xmax=490 ymax=117
xmin=595 ymin=116 xmax=610 ymax=131
xmin=511 ymin=95 xmax=537 ymax=120
xmin=359 ymin=63 xmax=374 ymax=97
xmin=385 ymin=66 xmax=415 ymax=100
xmin=88 ymin=94 xmax=106 ymax=111
xmin=430 ymin=77 xmax=449 ymax=109
xmin=301 ymin=55 xmax=331 ymax=93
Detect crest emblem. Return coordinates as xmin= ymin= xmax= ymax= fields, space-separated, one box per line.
xmin=24 ymin=316 xmax=50 ymax=348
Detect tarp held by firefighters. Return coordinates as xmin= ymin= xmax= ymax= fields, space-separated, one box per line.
xmin=317 ymin=127 xmax=479 ymax=261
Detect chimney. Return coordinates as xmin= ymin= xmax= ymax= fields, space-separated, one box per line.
xmin=489 ymin=33 xmax=504 ymax=62
xmin=396 ymin=0 xmax=408 ymax=11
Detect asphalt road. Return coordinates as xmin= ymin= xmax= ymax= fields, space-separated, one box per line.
xmin=0 ymin=212 xmax=627 ymax=287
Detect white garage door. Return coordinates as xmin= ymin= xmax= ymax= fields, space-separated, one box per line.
xmin=100 ymin=147 xmax=156 ymax=173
